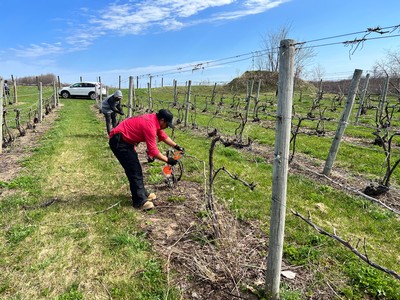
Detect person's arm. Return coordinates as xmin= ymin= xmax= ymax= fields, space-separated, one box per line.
xmin=162 ymin=137 xmax=177 ymax=148
xmin=115 ymin=102 xmax=124 ymax=115
xmin=108 ymin=97 xmax=123 ymax=114
xmin=153 ymin=152 xmax=169 ymax=163
xmin=163 ymin=137 xmax=184 ymax=153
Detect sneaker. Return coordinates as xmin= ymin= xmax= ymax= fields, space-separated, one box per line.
xmin=147 ymin=192 xmax=157 ymax=201
xmin=140 ymin=201 xmax=154 ymax=211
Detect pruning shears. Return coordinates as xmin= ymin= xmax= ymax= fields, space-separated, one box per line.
xmin=162 ymin=150 xmax=184 ymax=187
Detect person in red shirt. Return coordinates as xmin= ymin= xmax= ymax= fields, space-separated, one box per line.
xmin=109 ymin=109 xmax=184 ymax=210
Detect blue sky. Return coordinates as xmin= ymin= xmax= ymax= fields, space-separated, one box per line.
xmin=1 ymin=0 xmax=400 ymax=88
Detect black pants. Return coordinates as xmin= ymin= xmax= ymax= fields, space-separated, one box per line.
xmin=104 ymin=112 xmax=117 ymax=135
xmin=109 ymin=134 xmax=148 ymax=208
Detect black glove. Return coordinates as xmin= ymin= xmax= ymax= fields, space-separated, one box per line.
xmin=167 ymin=157 xmax=178 ymax=166
xmin=119 ymin=111 xmax=125 ymax=115
xmin=174 ymin=144 xmax=185 ymax=153
xmin=146 ymin=150 xmax=155 ymax=163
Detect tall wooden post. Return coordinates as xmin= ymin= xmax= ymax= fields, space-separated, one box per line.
xmin=355 ymin=73 xmax=370 ymax=125
xmin=53 ymin=81 xmax=57 ymax=108
xmin=377 ymin=75 xmax=389 ymax=123
xmin=11 ymin=75 xmax=17 ymax=104
xmin=0 ymin=78 xmax=3 ymax=154
xmin=265 ymin=39 xmax=296 ymax=300
xmin=147 ymin=82 xmax=152 ymax=111
xmin=245 ymin=80 xmax=254 ymax=123
xmin=184 ymin=80 xmax=192 ymax=128
xmin=253 ymin=80 xmax=262 ymax=117
xmin=210 ymin=82 xmax=217 ymax=105
xmin=323 ymin=69 xmax=363 ymax=176
xmin=39 ymin=82 xmax=43 ymax=122
xmin=173 ymin=80 xmax=178 ymax=106
xmin=128 ymin=76 xmax=134 ymax=117
xmin=118 ymin=75 xmax=121 ymax=90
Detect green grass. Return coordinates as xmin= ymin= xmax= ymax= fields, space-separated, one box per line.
xmin=169 ymin=126 xmax=400 ymax=298
xmin=0 ymin=98 xmax=180 ymax=299
xmin=1 ymin=85 xmax=400 ymax=299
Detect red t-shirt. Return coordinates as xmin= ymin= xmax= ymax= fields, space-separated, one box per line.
xmin=109 ymin=113 xmax=168 ymax=157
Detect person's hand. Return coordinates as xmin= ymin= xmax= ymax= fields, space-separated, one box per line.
xmin=146 ymin=150 xmax=155 ymax=163
xmin=174 ymin=144 xmax=185 ymax=154
xmin=167 ymin=157 xmax=178 ymax=166
xmin=119 ymin=111 xmax=125 ymax=115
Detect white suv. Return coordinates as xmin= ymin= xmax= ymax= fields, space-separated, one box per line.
xmin=59 ymin=82 xmax=106 ymax=100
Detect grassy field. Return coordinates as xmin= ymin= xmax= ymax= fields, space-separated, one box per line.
xmin=0 ymin=84 xmax=399 ymax=299
xmin=1 ymin=100 xmax=179 ymax=299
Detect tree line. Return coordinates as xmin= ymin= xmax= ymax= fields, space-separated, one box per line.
xmin=5 ymin=73 xmax=57 ymax=86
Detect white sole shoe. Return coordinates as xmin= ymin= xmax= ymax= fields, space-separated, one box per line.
xmin=140 ymin=201 xmax=154 ymax=211
xmin=147 ymin=193 xmax=157 ymax=201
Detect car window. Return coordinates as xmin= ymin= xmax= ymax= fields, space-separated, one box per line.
xmin=87 ymin=83 xmax=95 ymax=87
xmin=72 ymin=83 xmax=82 ymax=88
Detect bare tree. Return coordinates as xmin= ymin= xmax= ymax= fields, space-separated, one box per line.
xmin=311 ymin=63 xmax=326 ymax=81
xmin=373 ymin=49 xmax=400 ymax=95
xmin=257 ymin=24 xmax=315 ymax=79
xmin=257 ymin=24 xmax=290 ymax=72
xmin=15 ymin=73 xmax=57 ymax=86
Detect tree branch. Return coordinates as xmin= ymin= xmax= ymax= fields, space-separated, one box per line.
xmin=291 ymin=209 xmax=400 ymax=281
xmin=218 ymin=166 xmax=256 ymax=191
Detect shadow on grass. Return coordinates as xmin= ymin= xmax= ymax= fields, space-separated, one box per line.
xmin=66 ymin=133 xmax=106 ymax=139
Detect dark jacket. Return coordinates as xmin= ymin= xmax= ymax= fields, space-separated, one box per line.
xmin=101 ymin=95 xmax=124 ymax=115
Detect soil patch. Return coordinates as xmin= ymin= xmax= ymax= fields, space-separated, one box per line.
xmin=0 ymin=105 xmax=61 ymax=183
xmin=137 ymin=147 xmax=307 ymax=299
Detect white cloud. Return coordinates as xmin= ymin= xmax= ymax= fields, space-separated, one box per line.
xmin=214 ymin=0 xmax=290 ymax=20
xmin=89 ymin=0 xmax=286 ymax=34
xmin=5 ymin=1 xmax=288 ymax=61
xmin=10 ymin=43 xmax=64 ymax=58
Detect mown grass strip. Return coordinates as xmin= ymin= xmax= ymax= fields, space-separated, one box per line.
xmin=0 ymin=99 xmax=179 ymax=299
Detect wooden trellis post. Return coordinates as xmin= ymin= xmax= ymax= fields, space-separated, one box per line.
xmin=355 ymin=73 xmax=370 ymax=125
xmin=173 ymin=80 xmax=178 ymax=106
xmin=39 ymin=82 xmax=43 ymax=122
xmin=147 ymin=80 xmax=153 ymax=111
xmin=184 ymin=80 xmax=192 ymax=128
xmin=265 ymin=39 xmax=295 ymax=300
xmin=323 ymin=69 xmax=363 ymax=176
xmin=128 ymin=76 xmax=134 ymax=117
xmin=210 ymin=82 xmax=217 ymax=105
xmin=245 ymin=80 xmax=254 ymax=123
xmin=98 ymin=76 xmax=103 ymax=104
xmin=11 ymin=75 xmax=17 ymax=104
xmin=377 ymin=75 xmax=389 ymax=123
xmin=0 ymin=78 xmax=3 ymax=154
xmin=53 ymin=81 xmax=57 ymax=107
xmin=253 ymin=80 xmax=261 ymax=118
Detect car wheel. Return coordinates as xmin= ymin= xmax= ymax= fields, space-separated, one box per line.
xmin=89 ymin=92 xmax=96 ymax=100
xmin=61 ymin=91 xmax=70 ymax=98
